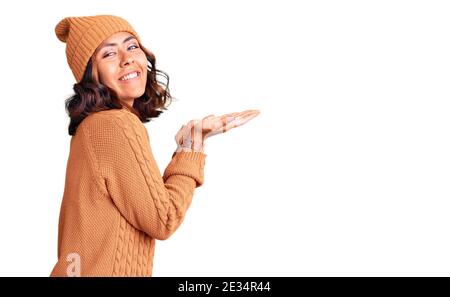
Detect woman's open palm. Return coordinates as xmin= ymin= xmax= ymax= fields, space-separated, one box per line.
xmin=175 ymin=109 xmax=260 ymax=152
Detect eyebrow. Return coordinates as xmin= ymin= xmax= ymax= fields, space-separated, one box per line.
xmin=97 ymin=35 xmax=137 ymax=52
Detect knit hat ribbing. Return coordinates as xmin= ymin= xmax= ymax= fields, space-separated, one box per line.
xmin=55 ymin=15 xmax=141 ymax=83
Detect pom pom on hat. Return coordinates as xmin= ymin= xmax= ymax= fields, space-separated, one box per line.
xmin=55 ymin=17 xmax=71 ymax=42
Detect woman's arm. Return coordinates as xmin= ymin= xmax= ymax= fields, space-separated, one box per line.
xmin=80 ymin=112 xmax=206 ymax=240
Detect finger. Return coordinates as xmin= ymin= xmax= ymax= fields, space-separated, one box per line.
xmin=203 ymin=111 xmax=249 ymax=128
xmin=202 ymin=114 xmax=215 ymax=120
xmin=241 ymin=109 xmax=260 ymax=114
xmin=217 ymin=111 xmax=260 ymax=133
xmin=180 ymin=121 xmax=195 ymax=146
xmin=193 ymin=120 xmax=203 ymax=151
xmin=203 ymin=110 xmax=260 ymax=138
xmin=219 ymin=110 xmax=255 ymax=124
xmin=214 ymin=109 xmax=259 ymax=121
xmin=220 ymin=111 xmax=240 ymax=118
xmin=236 ymin=110 xmax=260 ymax=123
xmin=221 ymin=110 xmax=258 ymax=119
xmin=175 ymin=125 xmax=185 ymax=144
xmin=232 ymin=110 xmax=260 ymax=119
xmin=176 ymin=123 xmax=192 ymax=143
xmin=229 ymin=111 xmax=260 ymax=128
xmin=219 ymin=112 xmax=249 ymax=132
xmin=187 ymin=120 xmax=196 ymax=138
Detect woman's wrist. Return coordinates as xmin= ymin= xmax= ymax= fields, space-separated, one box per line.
xmin=177 ymin=139 xmax=204 ymax=153
xmin=176 ymin=145 xmax=204 ymax=153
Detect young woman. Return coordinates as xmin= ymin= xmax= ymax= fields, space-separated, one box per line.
xmin=50 ymin=15 xmax=259 ymax=277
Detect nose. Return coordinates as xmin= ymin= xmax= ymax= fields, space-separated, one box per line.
xmin=120 ymin=52 xmax=134 ymax=67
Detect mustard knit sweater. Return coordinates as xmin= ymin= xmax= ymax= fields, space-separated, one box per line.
xmin=50 ymin=106 xmax=206 ymax=277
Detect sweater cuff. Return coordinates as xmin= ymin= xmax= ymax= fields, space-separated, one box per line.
xmin=163 ymin=151 xmax=206 ymax=187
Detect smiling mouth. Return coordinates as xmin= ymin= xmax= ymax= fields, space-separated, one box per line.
xmin=119 ymin=71 xmax=140 ymax=81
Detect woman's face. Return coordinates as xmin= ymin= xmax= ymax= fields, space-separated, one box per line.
xmin=92 ymin=31 xmax=148 ymax=105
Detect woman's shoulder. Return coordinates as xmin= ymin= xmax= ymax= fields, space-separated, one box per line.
xmin=93 ymin=107 xmax=128 ymax=117
xmin=83 ymin=108 xmax=135 ymax=123
xmin=79 ymin=108 xmax=145 ymax=136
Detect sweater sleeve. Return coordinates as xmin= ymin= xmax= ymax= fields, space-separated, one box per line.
xmin=80 ymin=112 xmax=206 ymax=240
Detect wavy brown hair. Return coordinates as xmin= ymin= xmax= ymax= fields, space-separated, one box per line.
xmin=65 ymin=45 xmax=174 ymax=136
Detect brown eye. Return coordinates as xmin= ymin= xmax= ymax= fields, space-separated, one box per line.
xmin=103 ymin=52 xmax=115 ymax=58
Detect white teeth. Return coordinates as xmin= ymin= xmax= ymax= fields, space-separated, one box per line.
xmin=120 ymin=71 xmax=138 ymax=81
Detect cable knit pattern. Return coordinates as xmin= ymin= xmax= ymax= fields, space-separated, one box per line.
xmin=50 ymin=107 xmax=206 ymax=277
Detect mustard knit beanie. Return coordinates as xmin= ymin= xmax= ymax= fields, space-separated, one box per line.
xmin=55 ymin=15 xmax=141 ymax=83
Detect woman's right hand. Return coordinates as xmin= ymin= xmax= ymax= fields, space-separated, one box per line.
xmin=175 ymin=109 xmax=260 ymax=153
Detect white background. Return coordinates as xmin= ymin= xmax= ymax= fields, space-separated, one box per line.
xmin=0 ymin=0 xmax=449 ymax=276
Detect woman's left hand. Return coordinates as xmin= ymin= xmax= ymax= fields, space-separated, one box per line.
xmin=175 ymin=109 xmax=260 ymax=153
